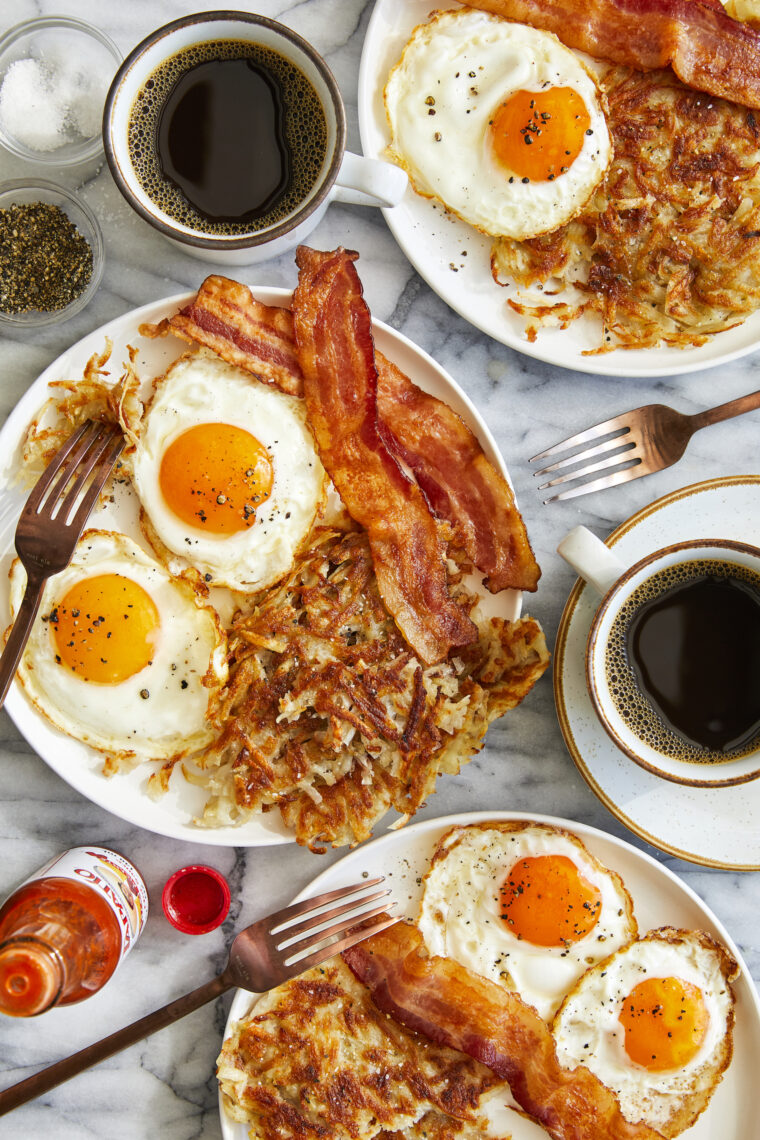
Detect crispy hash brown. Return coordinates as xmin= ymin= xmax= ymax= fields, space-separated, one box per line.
xmin=188 ymin=527 xmax=548 ymax=849
xmin=217 ymin=957 xmax=504 ymax=1140
xmin=492 ymin=67 xmax=760 ymax=351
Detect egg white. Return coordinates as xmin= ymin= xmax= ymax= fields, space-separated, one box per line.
xmin=131 ymin=349 xmax=327 ymax=592
xmin=385 ymin=9 xmax=611 ymax=240
xmin=418 ymin=821 xmax=637 ymax=1021
xmin=553 ymin=928 xmax=738 ymax=1136
xmin=7 ymin=530 xmax=227 ymax=761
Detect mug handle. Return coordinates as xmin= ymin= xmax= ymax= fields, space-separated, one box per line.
xmin=330 ymin=151 xmax=408 ymax=208
xmin=557 ymin=525 xmax=628 ymax=596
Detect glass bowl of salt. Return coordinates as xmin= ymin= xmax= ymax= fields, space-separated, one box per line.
xmin=0 ymin=16 xmax=122 ymax=179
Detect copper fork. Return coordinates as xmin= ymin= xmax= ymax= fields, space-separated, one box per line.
xmin=0 ymin=878 xmax=397 ymax=1115
xmin=0 ymin=420 xmax=124 ymax=708
xmin=530 ymin=389 xmax=760 ymax=502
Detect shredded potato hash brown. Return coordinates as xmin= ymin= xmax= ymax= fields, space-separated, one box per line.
xmin=492 ymin=67 xmax=760 ymax=351
xmin=185 ymin=527 xmax=548 ymax=849
xmin=217 ymin=957 xmax=503 ymax=1140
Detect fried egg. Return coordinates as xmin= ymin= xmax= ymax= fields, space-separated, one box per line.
xmin=131 ymin=348 xmax=327 ymax=592
xmin=7 ymin=530 xmax=227 ymax=761
xmin=384 ymin=9 xmax=611 ymax=239
xmin=553 ymin=928 xmax=738 ymax=1137
xmin=418 ymin=821 xmax=637 ymax=1021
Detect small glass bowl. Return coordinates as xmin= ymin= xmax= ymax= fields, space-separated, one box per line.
xmin=0 ymin=16 xmax=122 ymax=170
xmin=0 ymin=179 xmax=104 ymax=328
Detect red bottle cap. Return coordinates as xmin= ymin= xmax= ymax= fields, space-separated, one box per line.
xmin=162 ymin=865 xmax=231 ymax=935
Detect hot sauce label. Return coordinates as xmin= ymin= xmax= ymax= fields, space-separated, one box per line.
xmin=23 ymin=847 xmax=148 ymax=961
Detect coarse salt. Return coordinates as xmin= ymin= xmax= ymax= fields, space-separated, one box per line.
xmin=0 ymin=50 xmax=107 ymax=153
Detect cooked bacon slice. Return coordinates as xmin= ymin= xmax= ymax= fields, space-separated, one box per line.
xmin=465 ymin=0 xmax=760 ymax=109
xmin=292 ymin=246 xmax=477 ymax=664
xmin=167 ymin=275 xmax=303 ymax=395
xmin=344 ymin=922 xmax=665 ymax=1140
xmin=376 ymin=354 xmax=540 ymax=593
xmin=166 ymin=275 xmax=540 ymax=595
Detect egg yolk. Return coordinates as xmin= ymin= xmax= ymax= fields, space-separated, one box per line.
xmin=159 ymin=423 xmax=273 ymax=534
xmin=489 ymin=87 xmax=591 ymax=182
xmin=50 ymin=574 xmax=160 ymax=684
xmin=498 ymin=854 xmax=602 ymax=947
xmin=618 ymin=976 xmax=709 ymax=1071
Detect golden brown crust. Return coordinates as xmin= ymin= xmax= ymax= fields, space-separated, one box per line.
xmin=492 ymin=67 xmax=760 ymax=350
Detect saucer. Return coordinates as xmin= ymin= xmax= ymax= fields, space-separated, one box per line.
xmin=555 ymin=475 xmax=760 ymax=870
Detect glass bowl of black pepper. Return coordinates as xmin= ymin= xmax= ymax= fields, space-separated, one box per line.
xmin=0 ymin=178 xmax=104 ymax=326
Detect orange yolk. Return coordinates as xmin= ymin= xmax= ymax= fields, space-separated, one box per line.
xmin=498 ymin=854 xmax=602 ymax=947
xmin=50 ymin=574 xmax=160 ymax=684
xmin=618 ymin=976 xmax=709 ymax=1071
xmin=489 ymin=87 xmax=591 ymax=182
xmin=159 ymin=423 xmax=273 ymax=534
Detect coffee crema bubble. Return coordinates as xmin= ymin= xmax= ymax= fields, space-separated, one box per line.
xmin=605 ymin=559 xmax=760 ymax=763
xmin=127 ymin=40 xmax=328 ymax=235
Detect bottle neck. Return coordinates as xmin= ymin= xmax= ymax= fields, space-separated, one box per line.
xmin=0 ymin=937 xmax=65 ymax=1017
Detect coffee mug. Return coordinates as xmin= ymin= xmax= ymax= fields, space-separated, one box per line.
xmin=558 ymin=525 xmax=760 ymax=787
xmin=103 ymin=11 xmax=408 ymax=264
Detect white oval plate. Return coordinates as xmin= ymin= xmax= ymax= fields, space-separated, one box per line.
xmin=219 ymin=809 xmax=760 ymax=1139
xmin=0 ymin=290 xmax=520 ymax=846
xmin=358 ymin=0 xmax=760 ymax=378
xmin=555 ymin=475 xmax=760 ymax=869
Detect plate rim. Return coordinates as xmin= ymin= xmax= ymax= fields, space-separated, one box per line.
xmin=218 ymin=806 xmax=760 ymax=1139
xmin=357 ymin=0 xmax=760 ymax=379
xmin=0 ymin=286 xmax=522 ymax=847
xmin=554 ymin=474 xmax=760 ymax=870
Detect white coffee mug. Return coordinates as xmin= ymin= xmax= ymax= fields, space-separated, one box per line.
xmin=558 ymin=525 xmax=760 ymax=788
xmin=103 ymin=11 xmax=408 ymax=264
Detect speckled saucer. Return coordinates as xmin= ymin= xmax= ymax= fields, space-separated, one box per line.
xmin=555 ymin=475 xmax=760 ymax=870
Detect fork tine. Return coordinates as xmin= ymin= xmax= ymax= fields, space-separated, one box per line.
xmin=54 ymin=427 xmax=120 ymax=523
xmin=288 ymin=913 xmax=399 ymax=973
xmin=532 ymin=432 xmax=634 ymax=478
xmin=274 ymin=887 xmax=392 ymax=945
xmin=543 ymin=463 xmax=645 ymax=503
xmin=529 ymin=415 xmax=629 ymax=463
xmin=538 ymin=447 xmax=640 ymax=491
xmin=64 ymin=433 xmax=124 ymax=532
xmin=267 ymin=877 xmax=385 ymax=932
xmin=282 ymin=903 xmax=396 ymax=963
xmin=25 ymin=421 xmax=100 ymax=515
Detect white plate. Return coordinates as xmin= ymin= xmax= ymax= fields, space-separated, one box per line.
xmin=358 ymin=0 xmax=760 ymax=378
xmin=555 ymin=476 xmax=760 ymax=869
xmin=219 ymin=809 xmax=760 ymax=1140
xmin=0 ymin=289 xmax=520 ymax=847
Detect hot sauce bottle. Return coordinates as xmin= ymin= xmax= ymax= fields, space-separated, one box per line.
xmin=0 ymin=847 xmax=148 ymax=1017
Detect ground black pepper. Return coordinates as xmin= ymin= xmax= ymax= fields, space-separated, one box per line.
xmin=0 ymin=200 xmax=93 ymax=315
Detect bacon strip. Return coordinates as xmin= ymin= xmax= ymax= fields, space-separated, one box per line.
xmin=344 ymin=922 xmax=665 ymax=1140
xmin=465 ymin=0 xmax=760 ymax=109
xmin=377 ymin=355 xmax=540 ymax=593
xmin=166 ymin=274 xmax=539 ymax=594
xmin=167 ymin=275 xmax=303 ymax=395
xmin=292 ymin=246 xmax=477 ymax=664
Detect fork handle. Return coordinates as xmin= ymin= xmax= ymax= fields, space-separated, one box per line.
xmin=0 ymin=972 xmax=233 ymax=1116
xmin=690 ymin=388 xmax=760 ymax=430
xmin=0 ymin=571 xmax=47 ymax=709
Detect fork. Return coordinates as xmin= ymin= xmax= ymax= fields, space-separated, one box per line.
xmin=530 ymin=388 xmax=760 ymax=502
xmin=0 ymin=877 xmax=397 ymax=1115
xmin=0 ymin=419 xmax=124 ymax=708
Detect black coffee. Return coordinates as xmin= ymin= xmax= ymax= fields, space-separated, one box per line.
xmin=128 ymin=40 xmax=328 ymax=235
xmin=605 ymin=559 xmax=760 ymax=761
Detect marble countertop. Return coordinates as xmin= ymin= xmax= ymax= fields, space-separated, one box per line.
xmin=0 ymin=1 xmax=758 ymax=1137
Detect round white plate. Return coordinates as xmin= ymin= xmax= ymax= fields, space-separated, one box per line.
xmin=219 ymin=809 xmax=760 ymax=1140
xmin=555 ymin=476 xmax=760 ymax=869
xmin=358 ymin=0 xmax=760 ymax=378
xmin=0 ymin=289 xmax=520 ymax=846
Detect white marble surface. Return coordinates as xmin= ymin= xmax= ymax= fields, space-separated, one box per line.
xmin=0 ymin=1 xmax=759 ymax=1137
